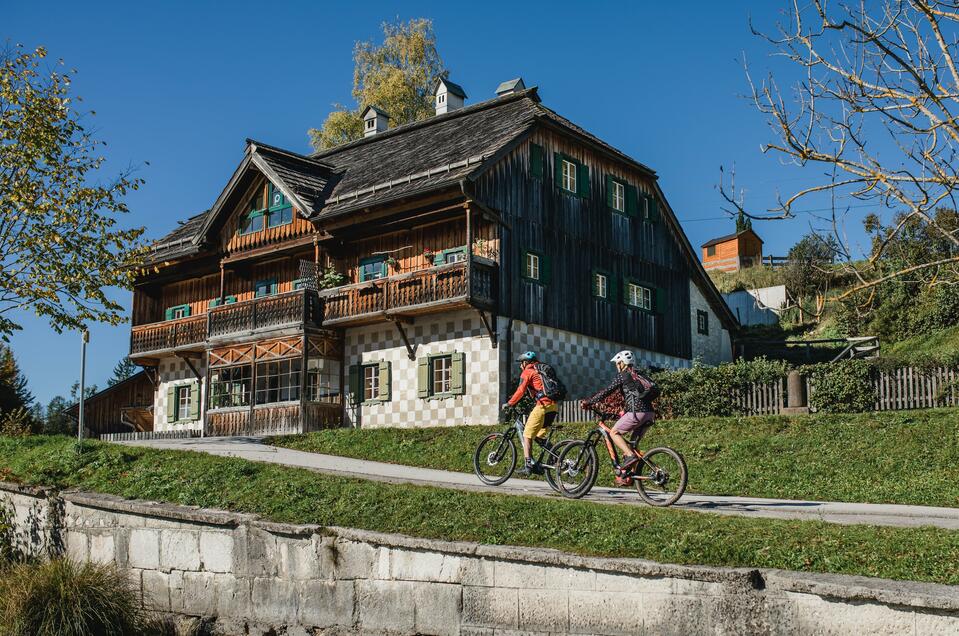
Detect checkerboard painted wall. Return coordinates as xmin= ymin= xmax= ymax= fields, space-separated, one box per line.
xmin=509 ymin=320 xmax=692 ymax=400
xmin=153 ymin=356 xmax=205 ymax=433
xmin=344 ymin=310 xmax=503 ymax=428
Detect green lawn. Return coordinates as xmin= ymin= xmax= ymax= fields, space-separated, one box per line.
xmin=0 ymin=436 xmax=958 ymax=584
xmin=884 ymin=324 xmax=959 ymax=362
xmin=271 ymin=408 xmax=959 ymax=508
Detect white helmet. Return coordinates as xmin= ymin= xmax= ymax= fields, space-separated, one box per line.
xmin=610 ymin=350 xmax=635 ymax=366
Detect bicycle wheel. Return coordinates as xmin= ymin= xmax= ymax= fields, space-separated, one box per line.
xmin=634 ymin=447 xmax=688 ymax=507
xmin=556 ymin=441 xmax=599 ymax=499
xmin=473 ymin=433 xmax=517 ymax=485
xmin=543 ymin=440 xmax=572 ymax=494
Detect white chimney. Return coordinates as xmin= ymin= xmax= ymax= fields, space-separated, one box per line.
xmin=361 ymin=105 xmax=390 ymax=137
xmin=434 ymin=78 xmax=467 ymax=115
xmin=495 ymin=77 xmax=526 ymax=97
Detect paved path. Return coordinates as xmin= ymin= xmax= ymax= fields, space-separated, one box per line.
xmin=123 ymin=436 xmax=959 ymax=530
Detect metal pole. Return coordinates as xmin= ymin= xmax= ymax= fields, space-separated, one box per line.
xmin=78 ymin=329 xmax=89 ymax=446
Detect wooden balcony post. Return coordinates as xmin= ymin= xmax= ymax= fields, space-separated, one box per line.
xmin=218 ymin=262 xmax=226 ymax=303
xmin=465 ymin=203 xmax=473 ymax=303
xmin=251 ymin=297 xmax=258 ymax=331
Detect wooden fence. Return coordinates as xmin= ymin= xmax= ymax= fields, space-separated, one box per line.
xmin=555 ymin=366 xmax=958 ymax=421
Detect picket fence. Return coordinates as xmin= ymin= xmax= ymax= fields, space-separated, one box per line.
xmin=555 ymin=366 xmax=959 ymax=421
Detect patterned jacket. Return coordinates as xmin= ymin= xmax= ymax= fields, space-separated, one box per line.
xmin=584 ymin=368 xmax=655 ymax=414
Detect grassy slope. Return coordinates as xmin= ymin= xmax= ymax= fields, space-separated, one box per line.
xmin=0 ymin=436 xmax=958 ymax=584
xmin=271 ymin=409 xmax=959 ymax=508
xmin=884 ymin=324 xmax=959 ymax=360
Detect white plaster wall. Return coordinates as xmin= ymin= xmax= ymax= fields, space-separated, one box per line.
xmin=153 ymin=356 xmax=206 ymax=433
xmin=509 ymin=320 xmax=692 ymax=400
xmin=343 ymin=310 xmax=502 ymax=428
xmin=690 ymin=280 xmax=733 ymax=365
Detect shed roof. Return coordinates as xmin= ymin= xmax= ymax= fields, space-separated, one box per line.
xmin=701 ymin=228 xmax=763 ymax=249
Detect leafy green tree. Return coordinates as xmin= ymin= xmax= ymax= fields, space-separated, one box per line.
xmin=108 ymin=357 xmax=137 ymax=387
xmin=782 ymin=234 xmax=837 ymax=322
xmin=0 ymin=45 xmax=146 ymax=338
xmin=39 ymin=395 xmax=74 ymax=436
xmin=309 ymin=18 xmax=447 ymax=150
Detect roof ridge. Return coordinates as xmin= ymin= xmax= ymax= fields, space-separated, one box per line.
xmin=246 ymin=138 xmax=335 ymax=169
xmin=311 ymin=87 xmax=540 ymax=159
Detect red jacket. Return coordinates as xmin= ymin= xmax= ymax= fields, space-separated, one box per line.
xmin=508 ymin=364 xmax=555 ymax=407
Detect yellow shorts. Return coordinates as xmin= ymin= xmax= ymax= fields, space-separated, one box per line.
xmin=524 ymin=403 xmax=558 ymax=439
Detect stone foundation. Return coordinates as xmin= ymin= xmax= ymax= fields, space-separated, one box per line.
xmin=2 ymin=482 xmax=957 ymax=635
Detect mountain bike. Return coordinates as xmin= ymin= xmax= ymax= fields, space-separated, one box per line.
xmin=472 ymin=411 xmax=583 ymax=494
xmin=555 ymin=407 xmax=687 ymax=506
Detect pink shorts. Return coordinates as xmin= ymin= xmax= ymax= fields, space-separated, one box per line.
xmin=612 ymin=411 xmax=655 ymax=434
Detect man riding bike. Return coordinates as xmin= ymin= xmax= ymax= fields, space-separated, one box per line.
xmin=581 ymin=350 xmax=657 ymax=485
xmin=503 ymin=351 xmax=559 ymax=476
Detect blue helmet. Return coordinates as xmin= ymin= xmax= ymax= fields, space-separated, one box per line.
xmin=515 ymin=351 xmax=537 ymax=362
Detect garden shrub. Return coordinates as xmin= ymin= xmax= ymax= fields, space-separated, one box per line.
xmin=0 ymin=558 xmax=173 ymax=636
xmin=652 ymin=358 xmax=789 ymax=419
xmin=805 ymin=359 xmax=876 ymax=413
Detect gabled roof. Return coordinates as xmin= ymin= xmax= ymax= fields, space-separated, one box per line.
xmin=361 ymin=105 xmax=391 ymax=119
xmin=496 ymin=78 xmax=526 ymax=95
xmin=435 ymin=78 xmax=467 ymax=98
xmin=702 ymin=228 xmax=763 ymax=249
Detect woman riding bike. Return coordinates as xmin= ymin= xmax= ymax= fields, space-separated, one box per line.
xmin=580 ymin=350 xmax=657 ymax=486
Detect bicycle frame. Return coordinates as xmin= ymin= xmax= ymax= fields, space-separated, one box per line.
xmin=500 ymin=416 xmax=563 ymax=468
xmin=583 ymin=418 xmax=655 ymax=479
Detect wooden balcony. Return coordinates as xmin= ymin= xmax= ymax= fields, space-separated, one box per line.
xmin=319 ymin=259 xmax=497 ymax=327
xmin=130 ymin=290 xmax=323 ymax=358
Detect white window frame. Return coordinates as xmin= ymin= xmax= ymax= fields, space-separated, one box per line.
xmin=561 ymin=159 xmax=577 ymax=192
xmin=177 ymin=385 xmax=192 ymax=421
xmin=627 ymin=283 xmax=652 ymax=311
xmin=366 ymin=119 xmax=375 ymax=130
xmin=172 ymin=306 xmax=189 ymax=320
xmin=525 ymin=252 xmax=540 ymax=280
xmin=432 ymin=355 xmax=453 ymax=395
xmin=445 ymin=250 xmax=466 ymax=264
xmin=362 ymin=364 xmax=380 ymax=402
xmin=612 ymin=181 xmax=625 ymax=212
xmin=595 ymin=273 xmax=608 ymax=299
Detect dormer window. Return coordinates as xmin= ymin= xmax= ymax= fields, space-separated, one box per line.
xmin=439 ymin=94 xmax=445 ymax=104
xmin=366 ymin=119 xmax=375 ymax=130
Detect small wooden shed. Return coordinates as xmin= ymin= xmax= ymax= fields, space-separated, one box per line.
xmin=66 ymin=371 xmax=154 ymax=437
xmin=701 ymin=229 xmax=763 ymax=272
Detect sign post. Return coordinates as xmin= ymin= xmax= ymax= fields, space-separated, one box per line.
xmin=78 ymin=329 xmax=89 ymax=447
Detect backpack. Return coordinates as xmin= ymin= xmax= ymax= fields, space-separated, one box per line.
xmin=534 ymin=362 xmax=568 ymax=401
xmin=631 ymin=369 xmax=661 ymax=403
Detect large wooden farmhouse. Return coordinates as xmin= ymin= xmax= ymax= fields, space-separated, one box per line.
xmin=118 ymin=79 xmax=736 ymax=436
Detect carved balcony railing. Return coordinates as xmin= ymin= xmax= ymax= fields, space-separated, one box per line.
xmin=130 ymin=290 xmax=323 ymax=357
xmin=208 ymin=289 xmax=321 ymax=339
xmin=130 ymin=315 xmax=206 ymax=356
xmin=319 ymin=259 xmax=497 ymax=326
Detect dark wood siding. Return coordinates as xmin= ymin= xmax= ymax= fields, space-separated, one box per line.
xmin=473 ymin=129 xmax=692 ymax=360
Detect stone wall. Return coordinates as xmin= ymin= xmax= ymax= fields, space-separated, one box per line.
xmin=2 ymin=482 xmax=957 ymax=635
xmin=689 ymin=280 xmax=734 ymax=366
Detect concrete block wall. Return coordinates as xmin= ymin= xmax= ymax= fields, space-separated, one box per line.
xmin=2 ymin=482 xmax=958 ymax=635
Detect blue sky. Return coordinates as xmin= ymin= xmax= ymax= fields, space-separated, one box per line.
xmin=6 ymin=2 xmax=870 ymax=404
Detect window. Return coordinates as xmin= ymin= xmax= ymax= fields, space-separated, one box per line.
xmin=359 ymin=257 xmax=386 ymax=282
xmin=208 ymin=296 xmax=237 ymax=309
xmin=239 ymin=189 xmax=266 ymax=236
xmin=611 ymin=181 xmax=625 ymax=213
xmin=444 ymin=249 xmax=466 ymax=264
xmin=254 ymin=358 xmax=301 ymax=404
xmin=525 ymin=252 xmax=540 ymax=280
xmin=706 ymin=245 xmax=716 ymax=257
xmin=697 ymin=310 xmax=709 ymax=335
xmin=594 ymin=272 xmax=608 ymax=299
xmin=177 ymin=386 xmax=192 ymax=420
xmin=439 ymin=93 xmax=446 ymax=104
xmin=641 ymin=193 xmax=659 ymax=222
xmin=561 ymin=159 xmax=577 ymax=193
xmin=366 ymin=119 xmax=375 ymax=130
xmin=266 ymin=184 xmax=292 ymax=228
xmin=209 ymin=365 xmax=252 ymax=409
xmin=432 ymin=355 xmax=452 ymax=395
xmin=626 ymin=282 xmax=653 ymax=311
xmin=362 ymin=364 xmax=380 ymax=402
xmin=254 ymin=279 xmax=277 ymax=298
xmin=165 ymin=304 xmax=191 ymax=320
xmin=306 ymin=358 xmax=341 ymax=403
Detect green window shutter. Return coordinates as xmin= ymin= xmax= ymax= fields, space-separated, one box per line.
xmin=226 ymin=296 xmax=237 ymax=304
xmin=623 ymin=278 xmax=632 ymax=306
xmin=654 ymin=287 xmax=664 ymax=313
xmin=209 ymin=298 xmax=220 ymax=309
xmin=605 ymin=175 xmax=614 ymax=208
xmin=591 ymin=269 xmax=599 ymax=296
xmin=189 ymin=383 xmax=200 ymax=420
xmin=553 ymin=152 xmax=563 ymax=187
xmin=450 ymin=352 xmax=465 ymax=395
xmin=348 ymin=364 xmax=360 ymax=404
xmin=577 ymin=162 xmax=590 ymax=198
xmin=647 ymin=195 xmax=660 ymax=223
xmin=433 ymin=253 xmax=445 ymax=266
xmin=541 ymin=254 xmax=552 ymax=284
xmin=378 ymin=361 xmax=391 ymax=402
xmin=417 ymin=357 xmax=430 ymax=398
xmin=166 ymin=386 xmax=177 ymax=422
xmin=608 ymin=274 xmax=620 ymax=303
xmin=530 ymin=144 xmax=544 ymax=179
xmin=165 ymin=307 xmax=174 ymax=321
xmin=626 ymin=185 xmax=638 ymax=217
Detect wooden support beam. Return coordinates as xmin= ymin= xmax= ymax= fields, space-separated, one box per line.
xmin=390 ymin=318 xmax=417 ymax=360
xmin=476 ymin=310 xmax=498 ymax=348
xmin=176 ymin=354 xmax=203 ymax=381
